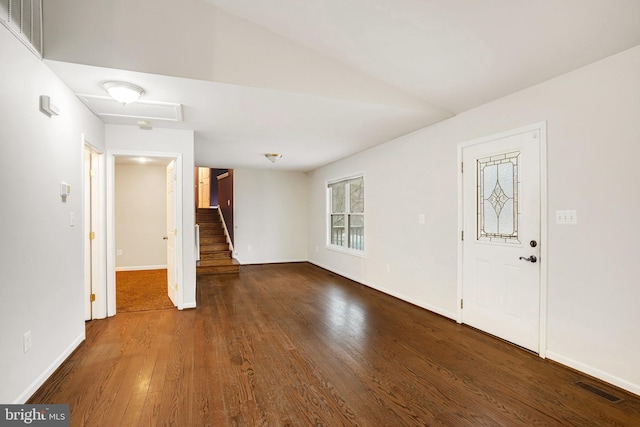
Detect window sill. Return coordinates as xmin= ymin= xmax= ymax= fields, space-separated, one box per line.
xmin=326 ymin=244 xmax=365 ymax=258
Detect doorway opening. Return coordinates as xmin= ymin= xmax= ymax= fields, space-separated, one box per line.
xmin=113 ymin=156 xmax=175 ymax=312
xmin=195 ymin=167 xmax=229 ymax=209
xmin=107 ymin=152 xmax=184 ymax=315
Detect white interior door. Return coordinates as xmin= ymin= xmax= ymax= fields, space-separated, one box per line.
xmin=84 ymin=145 xmax=104 ymax=320
xmin=166 ymin=160 xmax=178 ymax=306
xmin=461 ymin=126 xmax=542 ymax=352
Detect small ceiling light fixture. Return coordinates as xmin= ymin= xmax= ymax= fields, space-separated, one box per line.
xmin=265 ymin=153 xmax=283 ymax=163
xmin=102 ymin=81 xmax=145 ymax=104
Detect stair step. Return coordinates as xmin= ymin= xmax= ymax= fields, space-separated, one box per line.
xmin=196 ymin=209 xmax=222 ymax=222
xmin=197 ymin=258 xmax=240 ymax=274
xmin=201 ymin=243 xmax=230 ymax=252
xmin=200 ymin=236 xmax=227 ymax=244
xmin=196 ymin=215 xmax=221 ymax=223
xmin=200 ymin=251 xmax=232 ymax=260
xmin=200 ymin=228 xmax=224 ymax=237
xmin=198 ymin=222 xmax=224 ymax=230
xmin=198 ymin=258 xmax=240 ymax=267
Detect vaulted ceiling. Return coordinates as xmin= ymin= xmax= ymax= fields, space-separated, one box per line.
xmin=43 ymin=0 xmax=640 ymax=171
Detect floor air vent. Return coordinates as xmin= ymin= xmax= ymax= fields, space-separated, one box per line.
xmin=574 ymin=381 xmax=623 ymax=403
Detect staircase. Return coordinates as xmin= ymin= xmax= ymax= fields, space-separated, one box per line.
xmin=196 ymin=208 xmax=240 ymax=275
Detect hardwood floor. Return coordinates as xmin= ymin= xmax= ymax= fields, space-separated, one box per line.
xmin=30 ymin=263 xmax=640 ymax=426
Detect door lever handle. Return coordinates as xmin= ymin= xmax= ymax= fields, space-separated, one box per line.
xmin=163 ymin=236 xmax=168 ymax=240
xmin=519 ymin=255 xmax=537 ymax=263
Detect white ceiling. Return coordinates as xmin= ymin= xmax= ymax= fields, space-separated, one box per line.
xmin=206 ymin=0 xmax=640 ymax=112
xmin=44 ymin=0 xmax=640 ymax=172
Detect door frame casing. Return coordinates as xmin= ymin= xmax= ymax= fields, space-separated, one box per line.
xmin=82 ymin=136 xmax=106 ymax=319
xmin=456 ymin=121 xmax=548 ymax=357
xmin=106 ymin=150 xmax=184 ymax=316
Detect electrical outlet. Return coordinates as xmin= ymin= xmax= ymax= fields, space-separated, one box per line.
xmin=248 ymin=245 xmax=252 ymax=252
xmin=386 ymin=264 xmax=391 ymax=273
xmin=418 ymin=214 xmax=425 ymax=225
xmin=23 ymin=330 xmax=32 ymax=353
xmin=117 ymin=249 xmax=123 ymax=256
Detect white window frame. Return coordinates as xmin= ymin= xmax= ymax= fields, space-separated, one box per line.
xmin=326 ymin=174 xmax=365 ymax=257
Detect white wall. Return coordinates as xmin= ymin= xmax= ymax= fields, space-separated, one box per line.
xmin=115 ymin=164 xmax=167 ymax=270
xmin=234 ymin=169 xmax=308 ymax=264
xmin=0 ymin=28 xmax=105 ymax=403
xmin=308 ymin=45 xmax=640 ymax=395
xmin=106 ymin=126 xmax=196 ymax=309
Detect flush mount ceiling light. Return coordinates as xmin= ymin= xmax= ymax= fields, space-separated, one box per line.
xmin=137 ymin=120 xmax=152 ymax=130
xmin=265 ymin=153 xmax=283 ymax=163
xmin=102 ymin=81 xmax=145 ymax=104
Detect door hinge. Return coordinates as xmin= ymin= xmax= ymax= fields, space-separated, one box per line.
xmin=460 ymin=299 xmax=463 ymax=309
xmin=89 ymin=169 xmax=95 ymax=178
xmin=461 ymin=230 xmax=464 ymax=241
xmin=174 ymin=229 xmax=178 ymax=236
xmin=461 ymin=162 xmax=464 ymax=173
xmin=90 ymin=293 xmax=96 ymax=302
xmin=89 ymin=231 xmax=96 ymax=240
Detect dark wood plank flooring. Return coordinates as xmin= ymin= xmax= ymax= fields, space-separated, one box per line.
xmin=29 ymin=263 xmax=640 ymax=426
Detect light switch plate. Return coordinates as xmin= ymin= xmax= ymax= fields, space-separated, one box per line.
xmin=556 ymin=210 xmax=577 ymax=225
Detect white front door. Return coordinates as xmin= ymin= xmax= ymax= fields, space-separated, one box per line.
xmin=461 ymin=124 xmax=543 ymax=352
xmin=166 ymin=160 xmax=178 ymax=306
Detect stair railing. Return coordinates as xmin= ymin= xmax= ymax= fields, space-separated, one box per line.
xmin=217 ymin=207 xmax=235 ymax=253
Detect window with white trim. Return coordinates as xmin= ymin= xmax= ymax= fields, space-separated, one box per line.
xmin=328 ymin=176 xmax=364 ymax=252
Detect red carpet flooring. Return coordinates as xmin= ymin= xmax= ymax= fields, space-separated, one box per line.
xmin=116 ymin=269 xmax=175 ymax=313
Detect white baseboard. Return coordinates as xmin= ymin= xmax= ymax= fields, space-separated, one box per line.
xmin=115 ymin=265 xmax=167 ymax=272
xmin=308 ymin=260 xmax=457 ymax=321
xmin=14 ymin=332 xmax=85 ymax=403
xmin=383 ymin=288 xmax=457 ymax=321
xmin=546 ymin=351 xmax=640 ymax=396
xmin=236 ymin=258 xmax=307 ymax=265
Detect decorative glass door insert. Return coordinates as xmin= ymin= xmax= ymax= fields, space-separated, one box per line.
xmin=476 ymin=151 xmax=520 ymax=243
